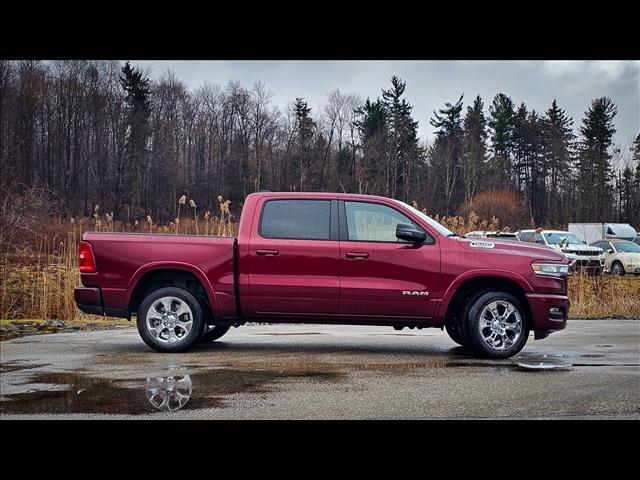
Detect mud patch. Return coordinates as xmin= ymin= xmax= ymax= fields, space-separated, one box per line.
xmin=0 ymin=367 xmax=342 ymax=415
xmin=0 ymin=362 xmax=50 ymax=374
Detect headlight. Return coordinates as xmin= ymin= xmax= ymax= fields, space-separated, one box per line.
xmin=531 ymin=262 xmax=569 ymax=276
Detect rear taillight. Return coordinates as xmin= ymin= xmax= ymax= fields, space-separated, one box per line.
xmin=78 ymin=241 xmax=97 ymax=273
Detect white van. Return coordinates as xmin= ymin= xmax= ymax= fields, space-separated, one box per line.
xmin=568 ymin=223 xmax=638 ymax=245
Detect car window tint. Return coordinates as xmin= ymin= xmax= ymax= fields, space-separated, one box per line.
xmin=260 ymin=200 xmax=331 ymax=240
xmin=344 ymin=201 xmax=417 ymax=242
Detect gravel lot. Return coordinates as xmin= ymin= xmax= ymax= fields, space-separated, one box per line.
xmin=1 ymin=319 xmax=638 ymax=419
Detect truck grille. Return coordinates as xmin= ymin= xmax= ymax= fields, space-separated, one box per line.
xmin=564 ymin=249 xmax=601 ymax=256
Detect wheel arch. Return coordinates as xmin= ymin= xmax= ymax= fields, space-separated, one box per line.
xmin=127 ymin=263 xmax=219 ymax=319
xmin=440 ymin=272 xmax=533 ymax=330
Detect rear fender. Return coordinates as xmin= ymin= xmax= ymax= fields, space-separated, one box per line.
xmin=126 ymin=261 xmax=220 ymax=314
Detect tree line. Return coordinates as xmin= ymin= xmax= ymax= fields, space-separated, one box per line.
xmin=1 ymin=60 xmax=638 ymax=229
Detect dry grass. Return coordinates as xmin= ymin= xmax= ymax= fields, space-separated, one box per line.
xmin=568 ymin=272 xmax=640 ymax=318
xmin=1 ymin=195 xmax=237 ymax=320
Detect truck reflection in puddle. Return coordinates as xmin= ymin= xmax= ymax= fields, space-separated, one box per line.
xmin=145 ymin=376 xmax=193 ymax=412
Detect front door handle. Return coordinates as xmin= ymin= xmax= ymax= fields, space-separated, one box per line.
xmin=346 ymin=252 xmax=369 ymax=259
xmin=256 ymin=249 xmax=279 ymax=256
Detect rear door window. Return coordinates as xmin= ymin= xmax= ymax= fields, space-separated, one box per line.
xmin=259 ymin=199 xmax=331 ymax=240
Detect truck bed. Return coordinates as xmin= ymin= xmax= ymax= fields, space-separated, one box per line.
xmin=80 ymin=232 xmax=236 ymax=317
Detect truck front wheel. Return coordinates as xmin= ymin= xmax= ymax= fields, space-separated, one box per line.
xmin=137 ymin=286 xmax=205 ymax=353
xmin=463 ymin=291 xmax=529 ymax=359
xmin=445 ymin=322 xmax=465 ymax=346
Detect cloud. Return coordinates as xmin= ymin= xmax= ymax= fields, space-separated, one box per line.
xmin=132 ymin=60 xmax=640 ymax=148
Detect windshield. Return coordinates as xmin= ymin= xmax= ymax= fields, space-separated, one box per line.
xmin=399 ymin=201 xmax=455 ymax=237
xmin=544 ymin=232 xmax=585 ymax=245
xmin=615 ymin=241 xmax=640 ymax=253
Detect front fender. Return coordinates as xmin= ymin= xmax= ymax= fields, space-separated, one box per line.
xmin=436 ymin=269 xmax=534 ymax=321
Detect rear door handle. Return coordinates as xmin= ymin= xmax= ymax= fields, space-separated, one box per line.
xmin=256 ymin=249 xmax=279 ymax=256
xmin=346 ymin=252 xmax=369 ymax=259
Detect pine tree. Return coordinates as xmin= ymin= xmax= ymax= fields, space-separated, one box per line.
xmin=429 ymin=94 xmax=464 ymax=214
xmin=461 ymin=95 xmax=487 ymax=208
xmin=631 ymin=133 xmax=640 ymax=225
xmin=381 ymin=76 xmax=419 ymax=201
xmin=577 ymin=97 xmax=617 ymax=221
xmin=291 ymin=97 xmax=316 ymax=190
xmin=526 ymin=110 xmax=547 ymax=225
xmin=633 ymin=134 xmax=640 ymax=186
xmin=119 ymin=61 xmax=151 ymax=217
xmin=488 ymin=93 xmax=515 ymax=191
xmin=511 ymin=103 xmax=530 ymax=195
xmin=541 ymin=99 xmax=575 ymax=225
xmin=354 ymin=98 xmax=388 ymax=193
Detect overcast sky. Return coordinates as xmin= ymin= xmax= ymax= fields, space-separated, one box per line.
xmin=134 ymin=60 xmax=639 ymax=163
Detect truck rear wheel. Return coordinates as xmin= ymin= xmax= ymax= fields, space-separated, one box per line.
xmin=200 ymin=324 xmax=231 ymax=342
xmin=137 ymin=286 xmax=205 ymax=353
xmin=463 ymin=291 xmax=529 ymax=359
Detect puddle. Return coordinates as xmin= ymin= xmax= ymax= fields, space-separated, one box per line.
xmin=516 ymin=363 xmax=573 ymax=371
xmin=253 ymin=332 xmax=326 ymax=336
xmin=0 ymin=367 xmax=342 ymax=415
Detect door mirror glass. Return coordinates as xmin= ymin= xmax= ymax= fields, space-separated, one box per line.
xmin=396 ymin=223 xmax=427 ymax=243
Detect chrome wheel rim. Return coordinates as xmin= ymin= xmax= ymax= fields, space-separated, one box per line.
xmin=478 ymin=300 xmax=522 ymax=350
xmin=612 ymin=263 xmax=624 ymax=275
xmin=145 ymin=296 xmax=193 ymax=344
xmin=145 ymin=375 xmax=193 ymax=411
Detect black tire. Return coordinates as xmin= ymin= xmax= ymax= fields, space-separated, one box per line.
xmin=200 ymin=324 xmax=231 ymax=342
xmin=463 ymin=291 xmax=529 ymax=359
xmin=136 ymin=286 xmax=205 ymax=353
xmin=445 ymin=322 xmax=465 ymax=346
xmin=611 ymin=261 xmax=625 ymax=276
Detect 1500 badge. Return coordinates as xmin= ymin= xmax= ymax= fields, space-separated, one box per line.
xmin=469 ymin=241 xmax=495 ymax=248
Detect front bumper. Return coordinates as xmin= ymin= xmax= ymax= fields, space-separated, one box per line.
xmin=526 ymin=292 xmax=569 ymax=332
xmin=568 ymin=258 xmax=604 ymax=272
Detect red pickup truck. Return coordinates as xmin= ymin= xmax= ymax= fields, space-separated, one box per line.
xmin=75 ymin=192 xmax=570 ymax=358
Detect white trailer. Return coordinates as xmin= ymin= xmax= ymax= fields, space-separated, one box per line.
xmin=568 ymin=223 xmax=638 ymax=244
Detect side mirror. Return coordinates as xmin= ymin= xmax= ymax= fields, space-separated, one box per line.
xmin=607 ymin=249 xmax=613 ymax=254
xmin=396 ymin=223 xmax=427 ymax=243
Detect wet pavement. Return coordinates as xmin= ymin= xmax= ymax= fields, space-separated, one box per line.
xmin=1 ymin=320 xmax=638 ymax=419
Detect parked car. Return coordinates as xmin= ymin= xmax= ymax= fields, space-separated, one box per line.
xmin=76 ymin=192 xmax=571 ymax=359
xmin=589 ymin=239 xmax=640 ymax=276
xmin=568 ymin=223 xmax=637 ymax=245
xmin=515 ymin=229 xmax=605 ymax=274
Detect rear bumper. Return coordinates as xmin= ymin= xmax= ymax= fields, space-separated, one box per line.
xmin=526 ymin=292 xmax=569 ymax=332
xmin=74 ymin=287 xmax=128 ymax=318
